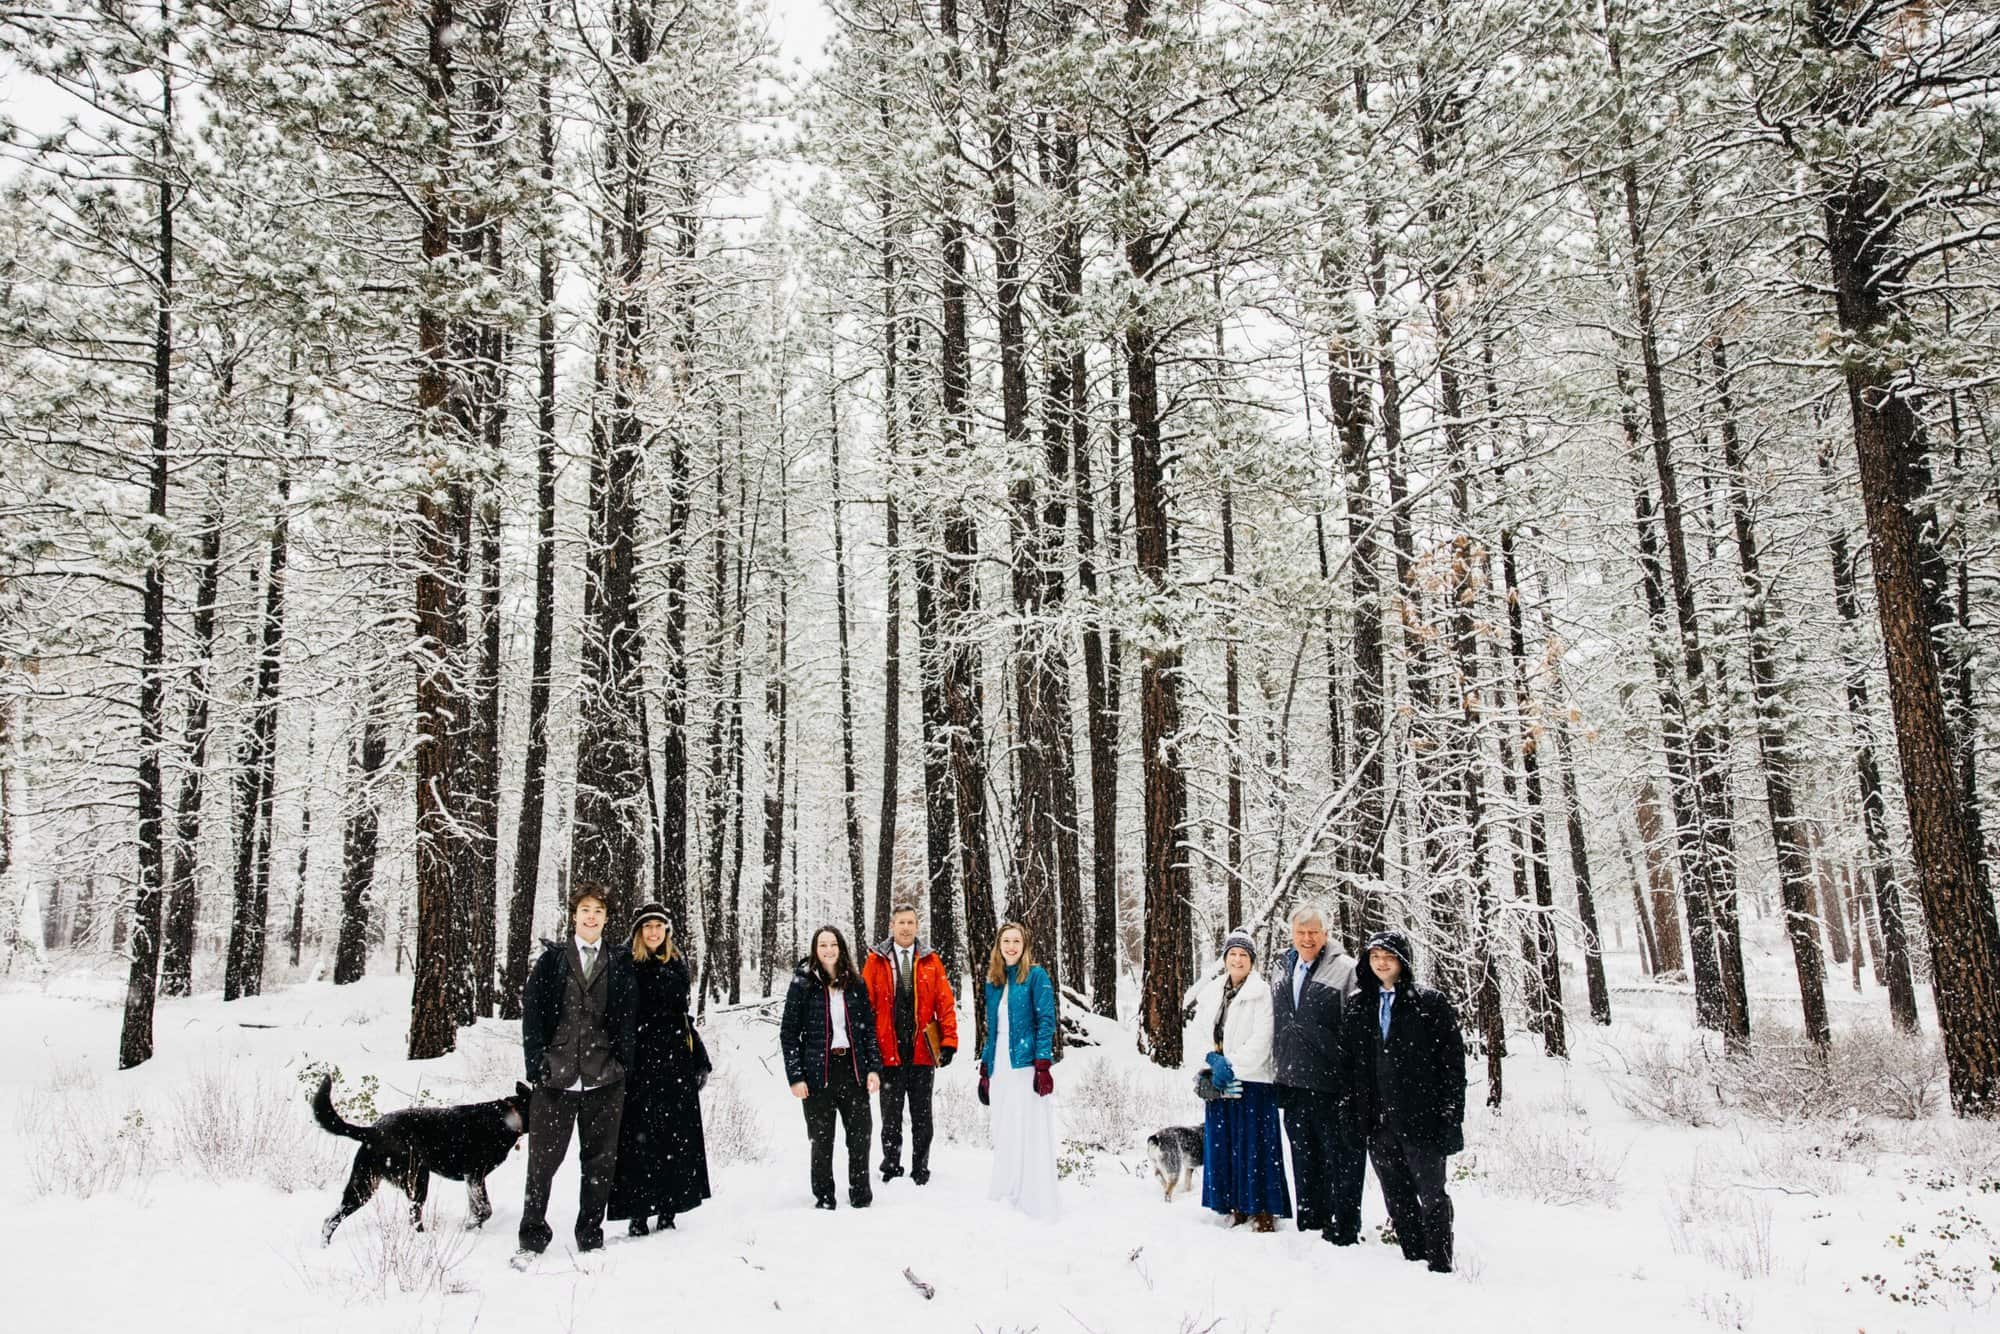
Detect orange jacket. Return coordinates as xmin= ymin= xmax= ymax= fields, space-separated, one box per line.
xmin=860 ymin=939 xmax=959 ymax=1068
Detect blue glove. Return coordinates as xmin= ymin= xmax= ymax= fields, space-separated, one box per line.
xmin=1204 ymin=1050 xmax=1235 ymax=1087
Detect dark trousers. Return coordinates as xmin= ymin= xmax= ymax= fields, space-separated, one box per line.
xmin=1369 ymin=1124 xmax=1454 ymax=1272
xmin=878 ymin=1062 xmax=935 ymax=1174
xmin=519 ymin=1082 xmax=624 ymax=1251
xmin=1280 ymin=1089 xmax=1365 ymax=1239
xmin=803 ymin=1059 xmax=873 ymax=1205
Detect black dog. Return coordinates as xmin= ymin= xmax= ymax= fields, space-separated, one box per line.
xmin=312 ymin=1074 xmax=532 ymax=1244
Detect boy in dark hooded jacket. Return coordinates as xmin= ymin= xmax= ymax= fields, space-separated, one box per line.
xmin=1339 ymin=929 xmax=1465 ymax=1273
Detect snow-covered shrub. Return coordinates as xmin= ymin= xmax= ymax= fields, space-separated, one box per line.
xmin=1688 ymin=1290 xmax=1752 ymax=1330
xmin=1722 ymin=1126 xmax=1850 ymax=1197
xmin=307 ymin=1196 xmax=476 ymax=1303
xmin=1726 ymin=1025 xmax=1942 ymax=1122
xmin=1473 ymin=1114 xmax=1625 ymax=1206
xmin=701 ymin=1067 xmax=765 ymax=1166
xmin=1601 ymin=1032 xmax=1721 ymax=1127
xmin=1666 ymin=1163 xmax=1775 ymax=1281
xmin=171 ymin=1066 xmax=341 ymax=1191
xmin=1060 ymin=1055 xmax=1186 ymax=1153
xmin=19 ymin=1085 xmax=153 ymax=1199
xmin=1915 ymin=1121 xmax=2000 ymax=1194
xmin=933 ymin=1067 xmax=985 ymax=1146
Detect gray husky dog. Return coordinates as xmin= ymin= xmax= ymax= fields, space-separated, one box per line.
xmin=1145 ymin=1125 xmax=1204 ymax=1202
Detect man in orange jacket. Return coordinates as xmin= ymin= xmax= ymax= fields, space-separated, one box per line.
xmin=861 ymin=902 xmax=959 ymax=1185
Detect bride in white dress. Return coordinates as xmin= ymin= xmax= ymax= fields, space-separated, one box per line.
xmin=980 ymin=921 xmax=1060 ymax=1219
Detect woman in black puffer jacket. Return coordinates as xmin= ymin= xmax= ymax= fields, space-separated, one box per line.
xmin=779 ymin=925 xmax=884 ymax=1210
xmin=607 ymin=903 xmax=711 ymax=1236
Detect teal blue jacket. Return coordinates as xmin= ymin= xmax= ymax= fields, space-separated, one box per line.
xmin=981 ymin=964 xmax=1056 ymax=1070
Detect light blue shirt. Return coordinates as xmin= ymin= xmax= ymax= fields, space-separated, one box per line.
xmin=1378 ymin=989 xmax=1395 ymax=1041
xmin=1293 ymin=956 xmax=1312 ymax=1007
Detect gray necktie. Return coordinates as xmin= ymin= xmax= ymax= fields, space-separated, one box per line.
xmin=582 ymin=945 xmax=598 ymax=979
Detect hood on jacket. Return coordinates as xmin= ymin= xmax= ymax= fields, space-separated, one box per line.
xmin=1357 ymin=929 xmax=1417 ymax=995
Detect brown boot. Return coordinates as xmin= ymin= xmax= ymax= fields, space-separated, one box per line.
xmin=1230 ymin=1211 xmax=1249 ymax=1228
xmin=1252 ymin=1213 xmax=1276 ymax=1233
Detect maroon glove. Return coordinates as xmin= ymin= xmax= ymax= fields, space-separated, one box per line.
xmin=977 ymin=1062 xmax=990 ymax=1106
xmin=1033 ymin=1058 xmax=1053 ymax=1097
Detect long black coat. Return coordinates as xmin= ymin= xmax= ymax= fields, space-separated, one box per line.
xmin=521 ymin=938 xmax=636 ymax=1088
xmin=608 ymin=954 xmax=711 ymax=1220
xmin=779 ymin=960 xmax=884 ymax=1093
xmin=1338 ymin=933 xmax=1467 ymax=1155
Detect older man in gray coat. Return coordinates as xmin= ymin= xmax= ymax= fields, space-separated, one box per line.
xmin=1269 ymin=903 xmax=1363 ymax=1243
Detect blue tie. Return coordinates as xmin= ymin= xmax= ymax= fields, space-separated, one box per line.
xmin=1378 ymin=990 xmax=1393 ymax=1041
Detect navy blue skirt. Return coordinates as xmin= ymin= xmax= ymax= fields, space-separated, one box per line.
xmin=1201 ymin=1080 xmax=1292 ymax=1217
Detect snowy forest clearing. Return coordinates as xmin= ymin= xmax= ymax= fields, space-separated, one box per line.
xmin=5 ymin=938 xmax=1997 ymax=1334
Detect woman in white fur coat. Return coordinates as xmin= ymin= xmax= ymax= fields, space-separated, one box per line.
xmin=1192 ymin=927 xmax=1292 ymax=1231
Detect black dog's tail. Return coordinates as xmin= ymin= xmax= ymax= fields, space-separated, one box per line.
xmin=310 ymin=1075 xmax=370 ymax=1142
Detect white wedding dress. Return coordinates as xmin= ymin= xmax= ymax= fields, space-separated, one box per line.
xmin=987 ymin=984 xmax=1060 ymax=1219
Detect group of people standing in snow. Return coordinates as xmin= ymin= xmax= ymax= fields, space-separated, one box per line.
xmin=1193 ymin=905 xmax=1465 ymax=1273
xmin=778 ymin=905 xmax=1060 ymax=1219
xmin=513 ymin=882 xmax=1458 ymax=1272
xmin=515 ymin=885 xmax=1059 ymax=1257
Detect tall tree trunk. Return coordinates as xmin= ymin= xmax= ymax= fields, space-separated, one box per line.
xmin=160 ymin=459 xmax=223 ymax=999
xmin=1604 ymin=16 xmax=1748 ymax=1048
xmin=1074 ymin=325 xmax=1119 ymax=1015
xmin=704 ymin=420 xmax=733 ymax=992
xmin=1827 ymin=173 xmax=2000 ymax=1113
xmin=1331 ymin=314 xmax=1386 ymax=934
xmin=1634 ymin=778 xmax=1686 ymax=972
xmin=939 ymin=0 xmax=998 ymax=1030
xmin=1035 ymin=110 xmax=1089 ymax=1003
xmin=1123 ymin=0 xmax=1192 ymax=1067
xmin=758 ymin=438 xmax=791 ymax=996
xmin=226 ymin=470 xmax=289 ymax=1003
xmin=334 ymin=684 xmax=387 ymax=985
xmin=914 ymin=543 xmax=960 ymax=984
xmin=1222 ymin=479 xmax=1244 ymax=931
xmin=1820 ymin=446 xmax=1920 ymax=1031
xmin=726 ymin=449 xmax=749 ymax=1004
xmin=1499 ymin=524 xmax=1566 ymax=1053
xmin=1711 ymin=317 xmax=1830 ymax=1048
xmin=502 ymin=10 xmax=560 ymax=1018
xmin=287 ymin=728 xmax=313 ymax=970
xmin=828 ymin=368 xmax=869 ymax=945
xmin=408 ymin=0 xmax=465 ymax=1060
xmin=873 ymin=177 xmax=903 ymax=943
xmin=119 ymin=35 xmax=173 ymax=1066
xmin=1538 ymin=609 xmax=1611 ymax=1025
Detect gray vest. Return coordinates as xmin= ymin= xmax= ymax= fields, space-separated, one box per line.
xmin=546 ymin=943 xmax=621 ymax=1090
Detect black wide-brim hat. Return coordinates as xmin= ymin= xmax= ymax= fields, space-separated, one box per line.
xmin=629 ymin=902 xmax=671 ymax=938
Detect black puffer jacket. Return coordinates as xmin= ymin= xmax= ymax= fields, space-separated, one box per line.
xmin=1270 ymin=945 xmax=1359 ymax=1093
xmin=1338 ymin=931 xmax=1467 ymax=1154
xmin=779 ymin=959 xmax=884 ymax=1093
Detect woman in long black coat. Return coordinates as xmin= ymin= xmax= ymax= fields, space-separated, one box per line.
xmin=608 ymin=902 xmax=712 ymax=1236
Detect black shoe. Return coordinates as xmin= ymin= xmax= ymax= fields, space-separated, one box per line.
xmin=849 ymin=1190 xmax=873 ymax=1209
xmin=577 ymin=1232 xmax=604 ymax=1254
xmin=627 ymin=1218 xmax=650 ymax=1238
xmin=657 ymin=1213 xmax=676 ymax=1231
xmin=881 ymin=1163 xmax=905 ymax=1182
xmin=1325 ymin=1228 xmax=1359 ymax=1247
xmin=516 ymin=1226 xmax=551 ymax=1255
xmin=911 ymin=1168 xmax=930 ymax=1186
xmin=813 ymin=1194 xmax=837 ymax=1211
xmin=1428 ymin=1261 xmax=1453 ymax=1274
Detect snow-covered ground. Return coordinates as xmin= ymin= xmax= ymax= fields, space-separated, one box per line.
xmin=3 ymin=942 xmax=1996 ymax=1333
